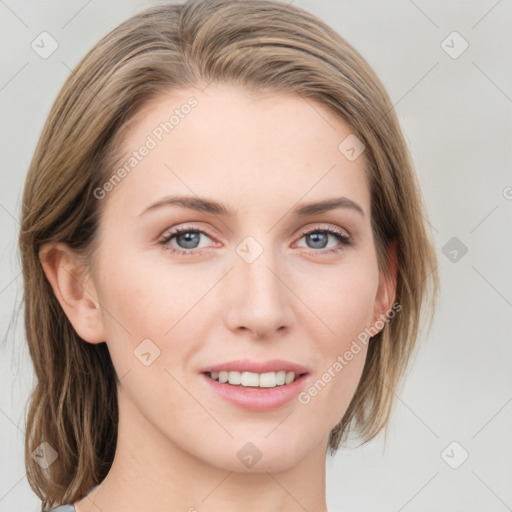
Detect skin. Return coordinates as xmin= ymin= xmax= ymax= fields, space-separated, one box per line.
xmin=40 ymin=83 xmax=396 ymax=512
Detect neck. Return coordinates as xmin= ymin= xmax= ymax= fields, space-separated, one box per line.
xmin=74 ymin=386 xmax=329 ymax=512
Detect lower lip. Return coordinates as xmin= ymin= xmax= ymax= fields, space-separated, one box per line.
xmin=200 ymin=373 xmax=309 ymax=411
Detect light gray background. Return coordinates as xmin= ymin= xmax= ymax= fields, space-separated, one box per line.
xmin=1 ymin=1 xmax=511 ymax=511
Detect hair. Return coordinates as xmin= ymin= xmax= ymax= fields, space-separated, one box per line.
xmin=18 ymin=0 xmax=439 ymax=508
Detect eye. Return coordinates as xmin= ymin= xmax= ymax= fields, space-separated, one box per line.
xmin=158 ymin=226 xmax=216 ymax=256
xmin=158 ymin=224 xmax=353 ymax=257
xmin=295 ymin=225 xmax=353 ymax=255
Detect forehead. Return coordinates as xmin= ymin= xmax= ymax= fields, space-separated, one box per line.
xmin=102 ymin=84 xmax=371 ymax=220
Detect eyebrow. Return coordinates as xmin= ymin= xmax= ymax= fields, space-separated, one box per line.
xmin=138 ymin=195 xmax=365 ymax=218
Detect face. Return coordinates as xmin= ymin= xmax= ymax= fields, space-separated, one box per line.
xmin=86 ymin=83 xmax=390 ymax=473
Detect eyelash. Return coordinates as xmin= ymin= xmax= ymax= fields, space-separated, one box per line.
xmin=158 ymin=224 xmax=352 ymax=257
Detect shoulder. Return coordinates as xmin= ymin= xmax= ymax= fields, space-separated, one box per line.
xmin=46 ymin=505 xmax=76 ymax=512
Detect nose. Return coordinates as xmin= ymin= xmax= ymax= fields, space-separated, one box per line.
xmin=223 ymin=245 xmax=294 ymax=340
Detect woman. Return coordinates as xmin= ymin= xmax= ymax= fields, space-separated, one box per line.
xmin=19 ymin=0 xmax=439 ymax=510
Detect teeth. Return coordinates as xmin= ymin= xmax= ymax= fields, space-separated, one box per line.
xmin=241 ymin=372 xmax=259 ymax=386
xmin=208 ymin=370 xmax=299 ymax=388
xmin=275 ymin=371 xmax=286 ymax=385
xmin=228 ymin=371 xmax=241 ymax=385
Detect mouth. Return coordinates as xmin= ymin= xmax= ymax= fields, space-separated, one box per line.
xmin=199 ymin=359 xmax=311 ymax=410
xmin=203 ymin=370 xmax=307 ymax=388
xmin=200 ymin=362 xmax=311 ymax=411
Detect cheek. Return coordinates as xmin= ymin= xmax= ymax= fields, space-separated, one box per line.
xmin=294 ymin=264 xmax=376 ymax=425
xmin=300 ymin=323 xmax=370 ymax=434
xmin=304 ymin=344 xmax=368 ymax=435
xmin=93 ymin=248 xmax=215 ymax=382
xmin=95 ymin=246 xmax=208 ymax=338
xmin=295 ymin=260 xmax=379 ymax=344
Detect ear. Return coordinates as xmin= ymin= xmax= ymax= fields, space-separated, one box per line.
xmin=371 ymin=239 xmax=398 ymax=332
xmin=39 ymin=242 xmax=106 ymax=344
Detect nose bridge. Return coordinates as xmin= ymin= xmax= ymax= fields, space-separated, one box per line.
xmin=224 ymin=234 xmax=293 ymax=336
xmin=238 ymin=237 xmax=284 ymax=305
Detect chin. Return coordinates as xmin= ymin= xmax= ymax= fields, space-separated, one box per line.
xmin=206 ymin=430 xmax=320 ymax=474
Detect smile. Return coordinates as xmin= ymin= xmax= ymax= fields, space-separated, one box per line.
xmin=201 ymin=371 xmax=310 ymax=411
xmin=207 ymin=370 xmax=303 ymax=388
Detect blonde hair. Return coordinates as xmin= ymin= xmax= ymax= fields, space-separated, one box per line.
xmin=18 ymin=0 xmax=439 ymax=508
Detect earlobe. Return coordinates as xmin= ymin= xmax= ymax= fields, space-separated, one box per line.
xmin=39 ymin=242 xmax=106 ymax=344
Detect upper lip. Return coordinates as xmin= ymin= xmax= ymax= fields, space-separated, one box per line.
xmin=201 ymin=359 xmax=310 ymax=374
